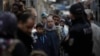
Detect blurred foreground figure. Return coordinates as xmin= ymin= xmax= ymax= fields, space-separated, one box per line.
xmin=26 ymin=7 xmax=37 ymax=34
xmin=62 ymin=3 xmax=93 ymax=56
xmin=31 ymin=50 xmax=47 ymax=56
xmin=0 ymin=12 xmax=28 ymax=56
xmin=26 ymin=7 xmax=37 ymax=17
xmin=85 ymin=9 xmax=100 ymax=56
xmin=17 ymin=11 xmax=35 ymax=55
xmin=12 ymin=1 xmax=25 ymax=18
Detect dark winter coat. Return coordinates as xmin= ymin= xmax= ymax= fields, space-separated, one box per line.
xmin=12 ymin=43 xmax=28 ymax=56
xmin=61 ymin=19 xmax=93 ymax=56
xmin=45 ymin=25 xmax=60 ymax=56
xmin=68 ymin=19 xmax=93 ymax=56
xmin=0 ymin=36 xmax=28 ymax=56
xmin=33 ymin=32 xmax=52 ymax=56
xmin=17 ymin=28 xmax=33 ymax=55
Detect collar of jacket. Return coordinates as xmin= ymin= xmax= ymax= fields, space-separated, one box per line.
xmin=17 ymin=28 xmax=33 ymax=45
xmin=71 ymin=18 xmax=86 ymax=25
xmin=45 ymin=25 xmax=56 ymax=31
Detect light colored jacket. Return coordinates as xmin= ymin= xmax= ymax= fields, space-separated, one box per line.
xmin=59 ymin=25 xmax=69 ymax=40
xmin=91 ymin=22 xmax=100 ymax=56
xmin=63 ymin=25 xmax=69 ymax=37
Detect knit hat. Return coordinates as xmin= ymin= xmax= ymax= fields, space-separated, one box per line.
xmin=69 ymin=3 xmax=85 ymax=15
xmin=0 ymin=12 xmax=17 ymax=36
xmin=36 ymin=23 xmax=44 ymax=29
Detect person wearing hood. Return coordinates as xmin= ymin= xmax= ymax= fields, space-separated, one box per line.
xmin=45 ymin=15 xmax=60 ymax=56
xmin=0 ymin=12 xmax=28 ymax=56
xmin=41 ymin=12 xmax=48 ymax=26
xmin=67 ymin=3 xmax=93 ymax=56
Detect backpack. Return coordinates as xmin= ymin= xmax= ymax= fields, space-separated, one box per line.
xmin=0 ymin=38 xmax=20 ymax=56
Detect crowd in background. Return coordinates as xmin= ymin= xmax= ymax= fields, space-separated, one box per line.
xmin=0 ymin=0 xmax=100 ymax=56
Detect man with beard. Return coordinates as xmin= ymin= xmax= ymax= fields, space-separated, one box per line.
xmin=52 ymin=15 xmax=62 ymax=40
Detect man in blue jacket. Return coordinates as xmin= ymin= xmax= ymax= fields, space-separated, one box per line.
xmin=45 ymin=15 xmax=60 ymax=56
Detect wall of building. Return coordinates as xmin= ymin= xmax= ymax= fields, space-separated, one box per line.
xmin=34 ymin=0 xmax=52 ymax=23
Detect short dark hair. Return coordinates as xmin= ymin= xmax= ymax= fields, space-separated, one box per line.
xmin=69 ymin=3 xmax=88 ymax=20
xmin=53 ymin=15 xmax=60 ymax=19
xmin=42 ymin=17 xmax=47 ymax=19
xmin=17 ymin=11 xmax=34 ymax=23
xmin=36 ymin=23 xmax=44 ymax=29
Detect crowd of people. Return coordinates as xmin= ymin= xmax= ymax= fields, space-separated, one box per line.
xmin=0 ymin=0 xmax=100 ymax=56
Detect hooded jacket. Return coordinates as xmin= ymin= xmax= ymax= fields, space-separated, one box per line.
xmin=45 ymin=25 xmax=60 ymax=56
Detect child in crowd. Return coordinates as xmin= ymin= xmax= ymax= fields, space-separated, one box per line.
xmin=32 ymin=23 xmax=51 ymax=56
